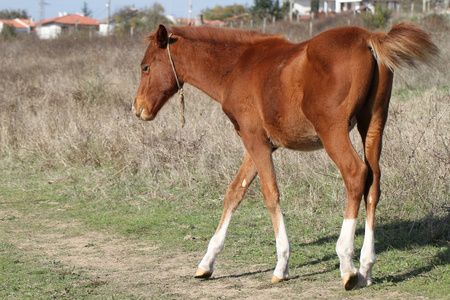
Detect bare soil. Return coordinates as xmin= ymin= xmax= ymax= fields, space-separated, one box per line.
xmin=4 ymin=213 xmax=430 ymax=300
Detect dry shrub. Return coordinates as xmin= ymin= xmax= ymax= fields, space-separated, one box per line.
xmin=382 ymin=89 xmax=449 ymax=240
xmin=418 ymin=14 xmax=449 ymax=33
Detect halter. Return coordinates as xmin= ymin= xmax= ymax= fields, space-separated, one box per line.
xmin=167 ymin=33 xmax=185 ymax=127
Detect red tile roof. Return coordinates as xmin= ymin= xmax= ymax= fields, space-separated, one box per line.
xmin=0 ymin=18 xmax=35 ymax=28
xmin=39 ymin=14 xmax=99 ymax=26
xmin=174 ymin=18 xmax=196 ymax=25
xmin=203 ymin=19 xmax=227 ymax=26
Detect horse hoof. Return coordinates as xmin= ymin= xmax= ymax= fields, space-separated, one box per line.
xmin=343 ymin=273 xmax=359 ymax=290
xmin=271 ymin=275 xmax=288 ymax=283
xmin=195 ymin=268 xmax=213 ymax=279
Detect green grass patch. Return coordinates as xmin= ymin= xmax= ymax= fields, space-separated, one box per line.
xmin=1 ymin=161 xmax=448 ymax=299
xmin=0 ymin=242 xmax=102 ymax=299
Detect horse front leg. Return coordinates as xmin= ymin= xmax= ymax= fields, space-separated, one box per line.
xmin=195 ymin=152 xmax=257 ymax=278
xmin=243 ymin=139 xmax=290 ymax=283
xmin=269 ymin=203 xmax=290 ymax=283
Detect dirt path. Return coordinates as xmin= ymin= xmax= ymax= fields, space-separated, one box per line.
xmin=6 ymin=216 xmax=335 ymax=299
xmin=3 ymin=212 xmax=428 ymax=300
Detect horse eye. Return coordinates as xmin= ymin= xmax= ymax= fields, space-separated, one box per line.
xmin=142 ymin=65 xmax=149 ymax=72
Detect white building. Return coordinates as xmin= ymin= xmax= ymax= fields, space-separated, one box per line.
xmin=335 ymin=0 xmax=363 ymax=12
xmin=0 ymin=18 xmax=35 ymax=34
xmin=36 ymin=14 xmax=99 ymax=39
xmin=99 ymin=17 xmax=116 ymax=36
xmin=281 ymin=0 xmax=364 ymax=14
xmin=292 ymin=0 xmax=312 ymax=15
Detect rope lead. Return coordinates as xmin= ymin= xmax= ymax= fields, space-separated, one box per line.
xmin=168 ymin=33 xmax=185 ymax=128
xmin=179 ymin=88 xmax=185 ymax=127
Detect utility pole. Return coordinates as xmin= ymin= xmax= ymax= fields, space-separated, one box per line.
xmin=106 ymin=0 xmax=111 ymax=35
xmin=39 ymin=0 xmax=50 ymax=22
xmin=188 ymin=0 xmax=193 ymax=24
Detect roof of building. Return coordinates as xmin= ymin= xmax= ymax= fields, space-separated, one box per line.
xmin=203 ymin=19 xmax=227 ymax=26
xmin=0 ymin=18 xmax=35 ymax=28
xmin=39 ymin=14 xmax=99 ymax=26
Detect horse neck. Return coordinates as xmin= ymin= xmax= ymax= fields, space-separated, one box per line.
xmin=173 ymin=39 xmax=245 ymax=103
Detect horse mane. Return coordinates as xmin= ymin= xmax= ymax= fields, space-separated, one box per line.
xmin=146 ymin=25 xmax=287 ymax=45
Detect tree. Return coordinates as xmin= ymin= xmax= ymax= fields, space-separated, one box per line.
xmin=0 ymin=9 xmax=29 ymax=19
xmin=310 ymin=0 xmax=320 ymax=14
xmin=135 ymin=3 xmax=169 ymax=32
xmin=114 ymin=6 xmax=139 ymax=36
xmin=113 ymin=3 xmax=169 ymax=36
xmin=251 ymin=0 xmax=273 ymax=20
xmin=361 ymin=4 xmax=392 ymax=29
xmin=1 ymin=24 xmax=16 ymax=38
xmin=279 ymin=1 xmax=291 ymax=18
xmin=250 ymin=0 xmax=288 ymax=21
xmin=272 ymin=0 xmax=288 ymax=20
xmin=81 ymin=2 xmax=92 ymax=17
xmin=201 ymin=4 xmax=248 ymax=21
xmin=272 ymin=0 xmax=281 ymax=18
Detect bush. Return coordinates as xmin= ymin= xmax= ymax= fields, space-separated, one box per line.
xmin=362 ymin=4 xmax=392 ymax=29
xmin=1 ymin=24 xmax=17 ymax=39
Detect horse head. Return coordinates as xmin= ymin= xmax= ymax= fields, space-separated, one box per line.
xmin=133 ymin=24 xmax=180 ymax=121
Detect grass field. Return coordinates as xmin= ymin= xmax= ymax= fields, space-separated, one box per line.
xmin=0 ymin=14 xmax=449 ymax=299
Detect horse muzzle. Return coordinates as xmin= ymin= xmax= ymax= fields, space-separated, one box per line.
xmin=132 ymin=104 xmax=155 ymax=121
xmin=133 ymin=95 xmax=156 ymax=121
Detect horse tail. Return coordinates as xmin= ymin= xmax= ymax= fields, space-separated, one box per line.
xmin=367 ymin=22 xmax=439 ymax=71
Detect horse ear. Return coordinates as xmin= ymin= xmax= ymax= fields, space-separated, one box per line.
xmin=156 ymin=24 xmax=168 ymax=48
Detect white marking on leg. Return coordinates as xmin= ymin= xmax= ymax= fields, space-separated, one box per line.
xmin=368 ymin=195 xmax=372 ymax=204
xmin=198 ymin=212 xmax=232 ymax=273
xmin=242 ymin=179 xmax=246 ymax=188
xmin=336 ymin=219 xmax=357 ymax=277
xmin=358 ymin=221 xmax=376 ymax=287
xmin=273 ymin=214 xmax=291 ymax=280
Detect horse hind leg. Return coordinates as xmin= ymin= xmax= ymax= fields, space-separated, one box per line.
xmin=314 ymin=123 xmax=368 ymax=290
xmin=355 ymin=116 xmax=384 ymax=288
xmin=195 ymin=152 xmax=258 ymax=278
xmin=356 ymin=67 xmax=392 ymax=288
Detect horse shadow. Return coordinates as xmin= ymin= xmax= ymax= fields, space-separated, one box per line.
xmin=208 ymin=215 xmax=449 ymax=284
xmin=290 ymin=215 xmax=449 ymax=284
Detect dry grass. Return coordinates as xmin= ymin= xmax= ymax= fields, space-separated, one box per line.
xmin=0 ymin=15 xmax=448 ymax=240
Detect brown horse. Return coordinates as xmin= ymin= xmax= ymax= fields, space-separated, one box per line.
xmin=133 ymin=23 xmax=438 ymax=290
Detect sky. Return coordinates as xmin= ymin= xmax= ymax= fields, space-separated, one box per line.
xmin=0 ymin=0 xmax=253 ymax=21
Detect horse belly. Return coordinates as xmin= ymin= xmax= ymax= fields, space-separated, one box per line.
xmin=266 ymin=117 xmax=323 ymax=151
